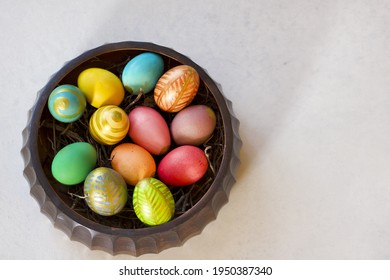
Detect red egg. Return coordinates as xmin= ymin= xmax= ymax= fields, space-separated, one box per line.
xmin=157 ymin=145 xmax=208 ymax=187
xmin=128 ymin=106 xmax=171 ymax=155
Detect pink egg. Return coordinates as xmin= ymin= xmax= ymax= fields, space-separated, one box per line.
xmin=157 ymin=145 xmax=208 ymax=187
xmin=128 ymin=106 xmax=171 ymax=155
xmin=171 ymin=105 xmax=217 ymax=146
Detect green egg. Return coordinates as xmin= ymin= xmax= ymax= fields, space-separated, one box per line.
xmin=51 ymin=142 xmax=97 ymax=185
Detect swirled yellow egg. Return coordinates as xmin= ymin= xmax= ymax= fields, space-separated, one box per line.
xmin=89 ymin=105 xmax=129 ymax=145
xmin=84 ymin=167 xmax=128 ymax=216
xmin=77 ymin=68 xmax=124 ymax=108
xmin=154 ymin=65 xmax=200 ymax=112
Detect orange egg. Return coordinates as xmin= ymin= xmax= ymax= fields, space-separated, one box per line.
xmin=110 ymin=143 xmax=156 ymax=186
xmin=154 ymin=65 xmax=200 ymax=112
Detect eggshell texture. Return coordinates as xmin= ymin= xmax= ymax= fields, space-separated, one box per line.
xmin=84 ymin=167 xmax=128 ymax=216
xmin=89 ymin=105 xmax=129 ymax=145
xmin=133 ymin=178 xmax=175 ymax=226
xmin=48 ymin=84 xmax=86 ymax=123
xmin=110 ymin=143 xmax=156 ymax=185
xmin=154 ymin=65 xmax=200 ymax=112
xmin=122 ymin=52 xmax=164 ymax=95
xmin=77 ymin=68 xmax=124 ymax=108
xmin=157 ymin=145 xmax=208 ymax=187
xmin=51 ymin=142 xmax=97 ymax=185
xmin=171 ymin=105 xmax=217 ymax=146
xmin=128 ymin=106 xmax=170 ymax=155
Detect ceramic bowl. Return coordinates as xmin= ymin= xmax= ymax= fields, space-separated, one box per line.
xmin=21 ymin=41 xmax=241 ymax=256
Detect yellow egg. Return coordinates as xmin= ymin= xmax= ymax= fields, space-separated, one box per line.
xmin=77 ymin=68 xmax=124 ymax=108
xmin=154 ymin=65 xmax=200 ymax=112
xmin=89 ymin=105 xmax=129 ymax=145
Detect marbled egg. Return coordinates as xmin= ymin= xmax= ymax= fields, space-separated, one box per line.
xmin=133 ymin=177 xmax=175 ymax=226
xmin=48 ymin=84 xmax=86 ymax=123
xmin=154 ymin=65 xmax=200 ymax=112
xmin=51 ymin=142 xmax=97 ymax=185
xmin=84 ymin=167 xmax=128 ymax=216
xmin=122 ymin=52 xmax=164 ymax=95
xmin=89 ymin=105 xmax=129 ymax=145
xmin=171 ymin=105 xmax=217 ymax=146
xmin=157 ymin=145 xmax=208 ymax=187
xmin=110 ymin=143 xmax=156 ymax=185
xmin=128 ymin=106 xmax=171 ymax=155
xmin=78 ymin=68 xmax=124 ymax=108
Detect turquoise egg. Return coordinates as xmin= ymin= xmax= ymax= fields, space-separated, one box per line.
xmin=48 ymin=84 xmax=86 ymax=123
xmin=121 ymin=52 xmax=164 ymax=95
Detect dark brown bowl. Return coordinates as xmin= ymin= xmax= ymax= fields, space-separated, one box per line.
xmin=21 ymin=41 xmax=241 ymax=256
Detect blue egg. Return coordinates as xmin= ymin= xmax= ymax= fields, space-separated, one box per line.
xmin=48 ymin=84 xmax=86 ymax=123
xmin=121 ymin=52 xmax=164 ymax=95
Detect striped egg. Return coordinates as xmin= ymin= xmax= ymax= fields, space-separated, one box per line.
xmin=154 ymin=65 xmax=200 ymax=113
xmin=48 ymin=84 xmax=86 ymax=123
xmin=84 ymin=167 xmax=128 ymax=216
xmin=89 ymin=105 xmax=129 ymax=145
xmin=133 ymin=177 xmax=175 ymax=226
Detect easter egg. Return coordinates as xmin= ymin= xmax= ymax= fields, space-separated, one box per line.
xmin=122 ymin=52 xmax=164 ymax=95
xmin=51 ymin=142 xmax=97 ymax=185
xmin=84 ymin=167 xmax=128 ymax=216
xmin=171 ymin=105 xmax=217 ymax=146
xmin=133 ymin=178 xmax=175 ymax=226
xmin=128 ymin=106 xmax=170 ymax=155
xmin=77 ymin=68 xmax=124 ymax=108
xmin=154 ymin=65 xmax=200 ymax=113
xmin=48 ymin=84 xmax=86 ymax=123
xmin=89 ymin=105 xmax=129 ymax=145
xmin=110 ymin=143 xmax=156 ymax=185
xmin=157 ymin=145 xmax=208 ymax=187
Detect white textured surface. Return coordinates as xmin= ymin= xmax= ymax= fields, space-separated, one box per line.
xmin=2 ymin=0 xmax=390 ymax=259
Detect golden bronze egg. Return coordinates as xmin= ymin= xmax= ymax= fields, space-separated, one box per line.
xmin=154 ymin=65 xmax=200 ymax=113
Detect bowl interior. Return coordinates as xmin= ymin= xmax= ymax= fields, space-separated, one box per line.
xmin=35 ymin=43 xmax=226 ymax=234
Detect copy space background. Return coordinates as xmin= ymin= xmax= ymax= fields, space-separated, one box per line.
xmin=1 ymin=0 xmax=390 ymax=259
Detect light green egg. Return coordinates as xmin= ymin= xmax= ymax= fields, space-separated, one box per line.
xmin=51 ymin=142 xmax=97 ymax=185
xmin=133 ymin=177 xmax=175 ymax=226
